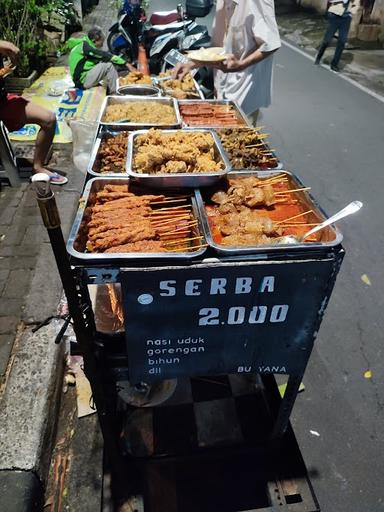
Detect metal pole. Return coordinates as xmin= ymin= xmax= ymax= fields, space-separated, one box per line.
xmin=31 ymin=174 xmax=128 ymax=488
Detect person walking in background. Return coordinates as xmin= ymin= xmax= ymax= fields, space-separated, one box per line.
xmin=173 ymin=0 xmax=281 ymax=123
xmin=0 ymin=40 xmax=67 ymax=185
xmin=67 ymin=27 xmax=132 ymax=94
xmin=315 ymin=0 xmax=358 ymax=72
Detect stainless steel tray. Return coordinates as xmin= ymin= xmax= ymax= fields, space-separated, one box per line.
xmin=87 ymin=130 xmax=130 ymax=177
xmin=66 ymin=177 xmax=207 ymax=262
xmin=195 ymin=170 xmax=343 ymax=256
xmin=98 ymin=95 xmax=182 ymax=129
xmin=178 ymin=99 xmax=251 ymax=128
xmin=160 ymin=77 xmax=205 ymax=100
xmin=116 ymin=84 xmax=161 ymax=96
xmin=216 ymin=127 xmax=283 ymax=171
xmin=126 ymin=128 xmax=231 ymax=188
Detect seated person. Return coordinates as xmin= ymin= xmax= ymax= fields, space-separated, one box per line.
xmin=67 ymin=27 xmax=132 ymax=94
xmin=0 ymin=40 xmax=67 ymax=185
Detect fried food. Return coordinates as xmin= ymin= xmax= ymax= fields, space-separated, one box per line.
xmin=217 ymin=128 xmax=279 ymax=169
xmin=132 ymin=128 xmax=223 ymax=174
xmin=102 ymin=101 xmax=176 ymax=124
xmin=95 ymin=132 xmax=129 ymax=174
xmin=119 ymin=71 xmax=152 ymax=86
xmin=158 ymin=71 xmax=199 ymax=99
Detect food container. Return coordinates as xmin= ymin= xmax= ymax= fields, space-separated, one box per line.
xmin=195 ymin=170 xmax=343 ymax=256
xmin=126 ymin=128 xmax=231 ymax=188
xmin=98 ymin=96 xmax=182 ymax=130
xmin=66 ymin=177 xmax=207 ymax=262
xmin=179 ymin=99 xmax=251 ymax=128
xmin=117 ymin=84 xmax=161 ymax=97
xmin=160 ymin=77 xmax=205 ymax=100
xmin=87 ymin=130 xmax=129 ymax=177
xmin=216 ymin=127 xmax=283 ymax=171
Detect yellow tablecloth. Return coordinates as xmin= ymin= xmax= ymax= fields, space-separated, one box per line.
xmin=9 ymin=66 xmax=106 ymax=144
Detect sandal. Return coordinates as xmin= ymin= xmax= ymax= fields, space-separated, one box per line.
xmin=49 ymin=172 xmax=68 ymax=185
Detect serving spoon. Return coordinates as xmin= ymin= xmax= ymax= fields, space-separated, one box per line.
xmin=277 ymin=200 xmax=363 ymax=245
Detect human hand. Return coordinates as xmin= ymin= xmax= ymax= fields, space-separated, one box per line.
xmin=214 ymin=54 xmax=245 ymax=73
xmin=0 ymin=40 xmax=20 ymax=65
xmin=172 ymin=62 xmax=195 ymax=80
xmin=126 ymin=62 xmax=137 ymax=72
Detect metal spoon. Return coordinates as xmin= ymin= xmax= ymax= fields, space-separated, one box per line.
xmin=277 ymin=200 xmax=363 ymax=245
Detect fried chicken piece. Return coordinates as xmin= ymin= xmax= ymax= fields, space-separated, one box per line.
xmin=195 ymin=154 xmax=222 ymax=172
xmin=160 ymin=160 xmax=188 ymax=174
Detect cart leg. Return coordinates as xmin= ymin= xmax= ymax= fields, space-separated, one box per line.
xmin=270 ymin=374 xmax=304 ymax=439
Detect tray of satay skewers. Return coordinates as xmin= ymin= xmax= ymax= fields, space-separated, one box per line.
xmin=98 ymin=96 xmax=182 ymax=130
xmin=87 ymin=130 xmax=129 ymax=177
xmin=217 ymin=128 xmax=283 ymax=170
xmin=195 ymin=171 xmax=343 ymax=256
xmin=66 ymin=178 xmax=207 ymax=262
xmin=179 ymin=100 xmax=250 ymax=128
xmin=126 ymin=128 xmax=231 ymax=188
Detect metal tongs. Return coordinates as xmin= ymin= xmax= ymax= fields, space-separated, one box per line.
xmin=277 ymin=200 xmax=363 ymax=245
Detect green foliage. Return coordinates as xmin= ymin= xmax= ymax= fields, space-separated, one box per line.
xmin=0 ymin=0 xmax=80 ymax=76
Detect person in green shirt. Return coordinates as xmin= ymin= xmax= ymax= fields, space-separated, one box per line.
xmin=68 ymin=27 xmax=130 ymax=94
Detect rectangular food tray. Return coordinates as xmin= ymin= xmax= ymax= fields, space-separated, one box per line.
xmin=87 ymin=129 xmax=130 ymax=177
xmin=195 ymin=170 xmax=343 ymax=256
xmin=216 ymin=127 xmax=283 ymax=171
xmin=66 ymin=177 xmax=207 ymax=262
xmin=179 ymin=99 xmax=251 ymax=128
xmin=126 ymin=128 xmax=231 ymax=188
xmin=98 ymin=95 xmax=182 ymax=129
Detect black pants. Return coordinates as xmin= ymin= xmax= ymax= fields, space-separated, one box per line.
xmin=318 ymin=13 xmax=352 ymax=66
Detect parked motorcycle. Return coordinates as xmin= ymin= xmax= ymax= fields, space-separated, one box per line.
xmin=107 ymin=0 xmax=214 ymax=74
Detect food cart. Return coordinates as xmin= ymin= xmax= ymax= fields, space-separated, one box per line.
xmin=33 ymin=84 xmax=346 ymax=510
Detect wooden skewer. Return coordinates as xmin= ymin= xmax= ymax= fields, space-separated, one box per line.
xmin=279 ymin=223 xmax=320 ymax=227
xmin=150 ymin=204 xmax=191 ymax=213
xmin=275 ymin=187 xmax=311 ymax=195
xmin=276 ymin=209 xmax=313 ymax=224
xmin=149 ymin=198 xmax=189 ymax=205
xmin=163 ymin=236 xmax=203 ymax=245
xmin=151 ymin=216 xmax=191 ymax=227
xmin=159 ymin=223 xmax=198 ymax=236
xmin=164 ymin=244 xmax=208 ymax=252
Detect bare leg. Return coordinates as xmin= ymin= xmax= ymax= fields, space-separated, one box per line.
xmin=24 ymin=101 xmax=56 ymax=175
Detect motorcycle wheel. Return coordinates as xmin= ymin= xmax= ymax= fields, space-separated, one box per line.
xmin=107 ymin=30 xmax=134 ymax=62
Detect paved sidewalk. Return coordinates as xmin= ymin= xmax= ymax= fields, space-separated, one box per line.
xmin=0 ymin=1 xmax=117 ymax=510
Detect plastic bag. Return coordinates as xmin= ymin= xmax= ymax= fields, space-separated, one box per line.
xmin=69 ymin=119 xmax=97 ymax=174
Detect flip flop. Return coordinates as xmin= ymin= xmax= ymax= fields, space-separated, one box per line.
xmin=49 ymin=172 xmax=68 ymax=185
xmin=45 ymin=167 xmax=68 ymax=177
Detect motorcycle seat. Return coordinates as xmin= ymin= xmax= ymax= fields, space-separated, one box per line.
xmin=149 ymin=20 xmax=192 ymax=32
xmin=150 ymin=11 xmax=180 ymax=25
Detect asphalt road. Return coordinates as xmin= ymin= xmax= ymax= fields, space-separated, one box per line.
xmin=147 ymin=2 xmax=384 ymax=511
xmin=263 ymin=44 xmax=384 ymax=512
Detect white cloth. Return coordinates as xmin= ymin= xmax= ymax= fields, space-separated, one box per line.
xmin=211 ymin=0 xmax=281 ymax=114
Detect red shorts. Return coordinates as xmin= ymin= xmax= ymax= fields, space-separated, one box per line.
xmin=0 ymin=93 xmax=28 ymax=132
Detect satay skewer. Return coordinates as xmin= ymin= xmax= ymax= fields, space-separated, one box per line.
xmin=163 ymin=236 xmax=204 ymax=245
xmin=276 ymin=209 xmax=313 ymax=224
xmin=150 ymin=204 xmax=192 ymax=213
xmin=275 ymin=187 xmax=311 ymax=195
xmin=165 ymin=244 xmax=208 ymax=252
